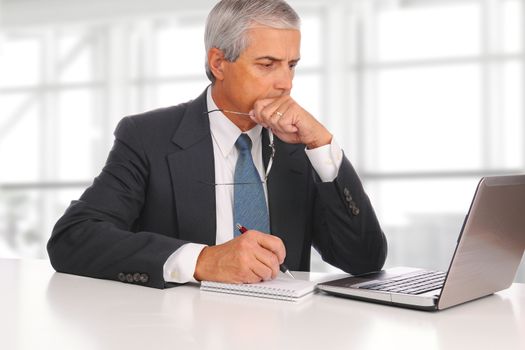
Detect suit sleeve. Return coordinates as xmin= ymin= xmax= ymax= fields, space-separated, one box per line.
xmin=311 ymin=154 xmax=388 ymax=275
xmin=47 ymin=117 xmax=187 ymax=289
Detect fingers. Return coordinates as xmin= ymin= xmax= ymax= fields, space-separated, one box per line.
xmin=241 ymin=231 xmax=284 ymax=281
xmin=251 ymin=97 xmax=285 ymax=124
xmin=250 ymin=95 xmax=332 ymax=148
xmin=249 ymin=258 xmax=275 ymax=281
xmin=193 ymin=230 xmax=286 ymax=284
xmin=251 ymin=96 xmax=301 ymax=136
xmin=254 ymin=231 xmax=286 ymax=265
xmin=252 ymin=241 xmax=282 ymax=280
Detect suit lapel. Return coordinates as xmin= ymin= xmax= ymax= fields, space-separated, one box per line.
xmin=265 ymin=132 xmax=306 ymax=235
xmin=262 ymin=128 xmax=273 ymax=172
xmin=167 ymin=90 xmax=216 ymax=245
xmin=265 ymin=137 xmax=310 ymax=267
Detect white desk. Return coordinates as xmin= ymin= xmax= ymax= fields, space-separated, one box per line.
xmin=2 ymin=259 xmax=524 ymax=350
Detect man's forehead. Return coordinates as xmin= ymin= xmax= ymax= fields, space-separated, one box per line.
xmin=243 ymin=26 xmax=301 ymax=59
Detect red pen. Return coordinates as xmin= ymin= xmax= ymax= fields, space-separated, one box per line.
xmin=236 ymin=223 xmax=248 ymax=234
xmin=235 ymin=223 xmax=295 ymax=279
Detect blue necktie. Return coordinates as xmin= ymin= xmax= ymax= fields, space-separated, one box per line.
xmin=233 ymin=134 xmax=270 ymax=236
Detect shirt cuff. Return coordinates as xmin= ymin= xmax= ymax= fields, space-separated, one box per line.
xmin=163 ymin=243 xmax=208 ymax=283
xmin=305 ymin=138 xmax=343 ymax=182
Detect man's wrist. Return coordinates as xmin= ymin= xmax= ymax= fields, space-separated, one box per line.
xmin=305 ymin=138 xmax=343 ymax=182
xmin=193 ymin=246 xmax=210 ymax=281
xmin=163 ymin=243 xmax=207 ymax=283
xmin=306 ymin=131 xmax=333 ymax=150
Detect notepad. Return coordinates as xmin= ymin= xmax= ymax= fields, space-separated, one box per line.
xmin=200 ymin=277 xmax=316 ymax=302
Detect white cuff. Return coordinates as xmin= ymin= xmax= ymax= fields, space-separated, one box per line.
xmin=163 ymin=243 xmax=207 ymax=283
xmin=305 ymin=138 xmax=343 ymax=182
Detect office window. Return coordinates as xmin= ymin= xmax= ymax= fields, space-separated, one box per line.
xmin=376 ymin=4 xmax=481 ymax=61
xmin=371 ymin=64 xmax=483 ymax=172
xmin=0 ymin=0 xmax=523 ymax=281
xmin=350 ymin=0 xmax=524 ymax=279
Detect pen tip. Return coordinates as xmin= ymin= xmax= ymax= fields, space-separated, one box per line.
xmin=235 ymin=223 xmax=242 ymax=230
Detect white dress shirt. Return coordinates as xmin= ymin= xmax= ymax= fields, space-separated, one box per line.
xmin=163 ymin=87 xmax=343 ymax=283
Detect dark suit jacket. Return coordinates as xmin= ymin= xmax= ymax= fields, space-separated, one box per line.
xmin=47 ymin=88 xmax=387 ymax=289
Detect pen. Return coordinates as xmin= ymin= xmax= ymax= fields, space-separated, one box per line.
xmin=236 ymin=223 xmax=296 ymax=279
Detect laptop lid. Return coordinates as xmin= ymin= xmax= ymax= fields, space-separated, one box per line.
xmin=437 ymin=174 xmax=525 ymax=309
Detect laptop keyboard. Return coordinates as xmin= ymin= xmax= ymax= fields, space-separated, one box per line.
xmin=359 ymin=270 xmax=446 ymax=295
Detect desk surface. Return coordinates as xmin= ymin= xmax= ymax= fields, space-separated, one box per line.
xmin=2 ymin=259 xmax=525 ymax=350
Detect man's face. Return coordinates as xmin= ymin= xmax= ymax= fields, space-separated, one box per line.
xmin=214 ymin=26 xmax=301 ymax=113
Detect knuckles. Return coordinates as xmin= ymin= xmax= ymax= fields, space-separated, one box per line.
xmin=268 ymin=255 xmax=280 ymax=269
xmin=236 ymin=232 xmax=257 ymax=249
xmin=225 ymin=231 xmax=285 ymax=283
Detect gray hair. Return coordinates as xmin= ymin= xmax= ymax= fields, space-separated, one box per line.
xmin=204 ymin=0 xmax=301 ymax=83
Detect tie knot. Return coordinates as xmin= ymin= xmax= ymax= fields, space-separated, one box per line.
xmin=235 ymin=134 xmax=252 ymax=152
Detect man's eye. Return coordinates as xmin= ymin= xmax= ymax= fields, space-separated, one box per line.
xmin=289 ymin=63 xmax=297 ymax=70
xmin=261 ymin=62 xmax=274 ymax=68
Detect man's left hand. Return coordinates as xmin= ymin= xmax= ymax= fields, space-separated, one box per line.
xmin=250 ymin=96 xmax=332 ymax=149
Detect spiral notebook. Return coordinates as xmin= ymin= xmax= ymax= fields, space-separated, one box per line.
xmin=200 ymin=277 xmax=316 ymax=302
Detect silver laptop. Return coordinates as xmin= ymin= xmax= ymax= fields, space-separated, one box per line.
xmin=317 ymin=175 xmax=525 ymax=311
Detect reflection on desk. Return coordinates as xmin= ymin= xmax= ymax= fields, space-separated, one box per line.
xmin=2 ymin=259 xmax=525 ymax=350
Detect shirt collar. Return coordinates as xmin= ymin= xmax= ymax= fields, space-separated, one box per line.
xmin=206 ymin=86 xmax=262 ymax=158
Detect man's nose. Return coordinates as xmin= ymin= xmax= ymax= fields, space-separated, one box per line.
xmin=274 ymin=67 xmax=293 ymax=93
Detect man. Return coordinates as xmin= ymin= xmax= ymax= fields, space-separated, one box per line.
xmin=47 ymin=0 xmax=387 ymax=289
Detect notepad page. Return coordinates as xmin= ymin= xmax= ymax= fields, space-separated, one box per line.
xmin=200 ymin=277 xmax=316 ymax=301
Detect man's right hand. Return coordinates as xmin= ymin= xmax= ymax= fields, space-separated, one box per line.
xmin=193 ymin=230 xmax=286 ymax=284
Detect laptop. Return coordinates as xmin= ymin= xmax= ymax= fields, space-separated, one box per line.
xmin=317 ymin=174 xmax=525 ymax=311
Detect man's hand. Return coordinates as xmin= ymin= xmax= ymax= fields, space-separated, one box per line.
xmin=250 ymin=96 xmax=332 ymax=149
xmin=193 ymin=230 xmax=286 ymax=284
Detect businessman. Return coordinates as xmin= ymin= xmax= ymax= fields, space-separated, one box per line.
xmin=47 ymin=0 xmax=387 ymax=288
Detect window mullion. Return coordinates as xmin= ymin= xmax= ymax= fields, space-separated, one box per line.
xmin=40 ymin=30 xmax=59 ymax=258
xmin=521 ymin=0 xmax=525 ymax=171
xmin=482 ymin=0 xmax=506 ymax=170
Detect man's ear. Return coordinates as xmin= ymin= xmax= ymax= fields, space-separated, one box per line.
xmin=208 ymin=48 xmax=226 ymax=81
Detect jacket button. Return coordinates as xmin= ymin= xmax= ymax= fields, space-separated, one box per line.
xmin=140 ymin=273 xmax=149 ymax=283
xmin=343 ymin=188 xmax=352 ymax=202
xmin=126 ymin=273 xmax=133 ymax=283
xmin=133 ymin=273 xmax=141 ymax=282
xmin=350 ymin=201 xmax=360 ymax=216
xmin=118 ymin=273 xmax=126 ymax=282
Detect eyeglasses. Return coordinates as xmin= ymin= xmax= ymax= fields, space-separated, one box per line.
xmin=202 ymin=109 xmax=276 ymax=186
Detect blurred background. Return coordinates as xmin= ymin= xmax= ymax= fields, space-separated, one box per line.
xmin=0 ymin=0 xmax=524 ymax=281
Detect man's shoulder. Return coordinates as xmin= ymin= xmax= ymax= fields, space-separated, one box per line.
xmin=127 ymin=101 xmax=191 ymax=127
xmin=112 ymin=103 xmax=189 ymax=144
xmin=112 ymin=89 xmax=209 ymax=151
xmin=114 ymin=88 xmax=208 ymax=139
